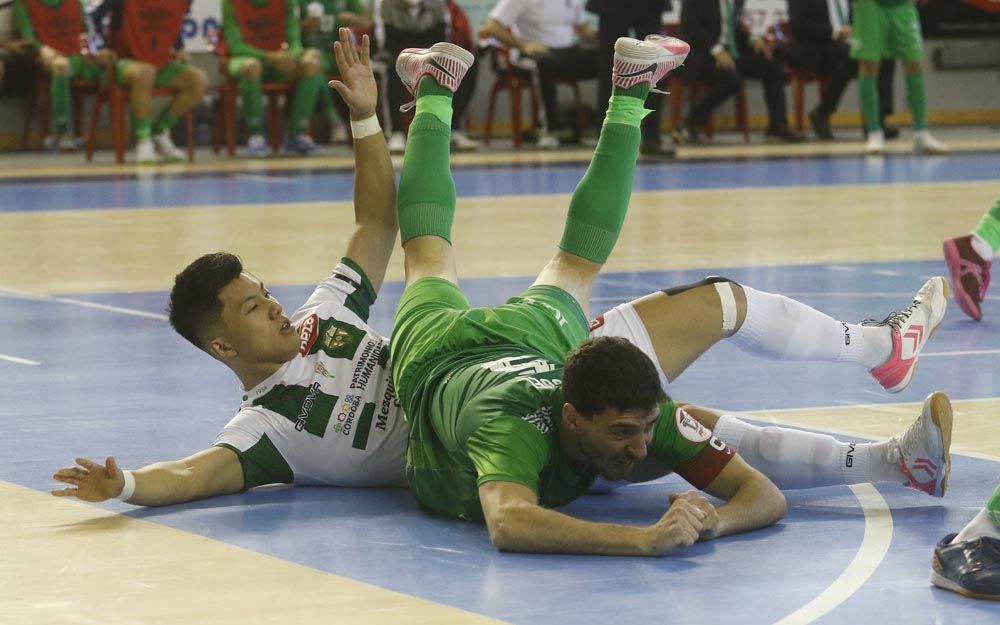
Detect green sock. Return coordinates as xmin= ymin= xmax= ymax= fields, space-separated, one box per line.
xmin=987 ymin=483 xmax=1000 ymax=527
xmin=612 ymin=81 xmax=651 ymax=102
xmin=604 ymin=94 xmax=652 ymax=128
xmin=291 ymin=74 xmax=323 ymax=134
xmin=974 ymin=198 xmax=1000 ymax=252
xmin=50 ymin=74 xmax=70 ymax=131
xmin=905 ymin=73 xmax=928 ymax=130
xmin=858 ymin=74 xmax=881 ymax=132
xmin=414 ymin=76 xmax=453 ymax=127
xmin=558 ymin=122 xmax=641 ymax=263
xmin=133 ymin=115 xmax=152 ymax=140
xmin=240 ymin=77 xmax=263 ymax=134
xmin=153 ymin=111 xmax=179 ymax=135
xmin=397 ymin=111 xmax=455 ymax=244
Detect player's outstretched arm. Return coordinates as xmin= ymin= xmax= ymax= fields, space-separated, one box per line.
xmin=328 ymin=27 xmax=397 ymax=294
xmin=698 ymin=454 xmax=786 ymax=540
xmin=478 ymin=480 xmax=705 ymax=556
xmin=51 ymin=447 xmax=244 ymax=507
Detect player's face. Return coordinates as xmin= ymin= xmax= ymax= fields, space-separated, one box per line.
xmin=573 ymin=406 xmax=658 ymax=481
xmin=217 ymin=274 xmax=300 ymax=364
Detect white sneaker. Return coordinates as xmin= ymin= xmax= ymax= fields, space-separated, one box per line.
xmin=153 ymin=131 xmax=186 ymax=162
xmin=451 ymin=130 xmax=479 ymax=151
xmin=865 ymin=129 xmax=885 ymax=155
xmin=331 ymin=122 xmax=349 ymax=143
xmin=866 ymin=276 xmax=950 ymax=393
xmin=245 ymin=134 xmax=269 ymax=157
xmin=395 ymin=42 xmax=475 ymax=110
xmin=883 ymin=391 xmax=952 ymax=497
xmin=58 ymin=134 xmax=79 ymax=152
xmin=915 ymin=130 xmax=950 ymax=155
xmin=42 ymin=135 xmax=60 ymax=153
xmin=388 ymin=131 xmax=406 ymax=154
xmin=134 ymin=138 xmax=159 ymax=164
xmin=613 ymin=35 xmax=689 ymax=94
xmin=536 ymin=132 xmax=559 ymax=150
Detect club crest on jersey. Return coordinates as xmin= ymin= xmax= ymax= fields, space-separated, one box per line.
xmin=589 ymin=314 xmax=605 ymax=332
xmin=676 ymin=407 xmax=711 ymax=443
xmin=299 ymin=314 xmax=319 ymax=355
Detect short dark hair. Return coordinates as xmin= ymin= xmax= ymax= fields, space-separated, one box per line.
xmin=168 ymin=252 xmax=244 ymax=351
xmin=562 ymin=336 xmax=665 ymax=417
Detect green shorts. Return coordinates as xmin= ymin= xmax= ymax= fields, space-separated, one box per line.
xmin=116 ymin=58 xmax=190 ymax=88
xmin=850 ymin=0 xmax=924 ymax=62
xmin=68 ymin=55 xmax=106 ymax=82
xmin=390 ymin=278 xmax=589 ymax=415
xmin=228 ymin=55 xmax=299 ymax=82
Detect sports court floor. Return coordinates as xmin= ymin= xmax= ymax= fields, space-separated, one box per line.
xmin=2 ymin=127 xmax=999 ymax=624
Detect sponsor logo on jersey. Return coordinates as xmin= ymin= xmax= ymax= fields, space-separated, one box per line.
xmin=522 ymin=406 xmax=553 ymax=434
xmin=332 ymin=394 xmax=362 ymax=436
xmin=295 ymin=381 xmax=323 ymax=431
xmin=349 ymin=338 xmax=382 ymax=390
xmin=323 ymin=325 xmax=357 ymax=351
xmin=589 ymin=314 xmax=606 ymax=332
xmin=676 ymin=407 xmax=711 ymax=443
xmin=298 ymin=314 xmax=319 ymax=356
xmin=377 ymin=370 xmax=399 ymax=432
xmin=314 ymin=361 xmax=335 ymax=379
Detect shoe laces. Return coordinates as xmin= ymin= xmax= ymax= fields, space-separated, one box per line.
xmin=892 ymin=411 xmax=926 ymax=464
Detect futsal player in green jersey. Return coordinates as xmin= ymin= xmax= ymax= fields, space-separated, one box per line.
xmin=943 ymin=198 xmax=999 ymax=321
xmin=388 ymin=34 xmax=796 ymax=555
xmin=851 ymin=0 xmax=948 ymax=155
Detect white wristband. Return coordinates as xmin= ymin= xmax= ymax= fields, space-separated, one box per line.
xmin=118 ymin=470 xmax=136 ymax=502
xmin=350 ymin=114 xmax=381 ymax=139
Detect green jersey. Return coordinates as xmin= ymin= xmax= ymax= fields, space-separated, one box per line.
xmin=299 ymin=0 xmax=367 ymax=53
xmin=406 ymin=351 xmax=736 ymax=521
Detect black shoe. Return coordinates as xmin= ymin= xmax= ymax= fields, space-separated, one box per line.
xmin=931 ymin=533 xmax=1000 ymax=600
xmin=765 ymin=128 xmax=807 ymax=144
xmin=671 ymin=126 xmax=703 ymax=145
xmin=640 ymin=141 xmax=677 ymax=158
xmin=808 ymin=109 xmax=834 ymax=141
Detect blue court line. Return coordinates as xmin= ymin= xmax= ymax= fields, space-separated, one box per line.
xmin=1 ymin=151 xmax=998 ymax=213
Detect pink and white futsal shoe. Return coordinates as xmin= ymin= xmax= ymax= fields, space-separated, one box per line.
xmin=943 ymin=234 xmax=991 ymax=321
xmin=612 ymin=35 xmax=689 ymax=95
xmin=885 ymin=391 xmax=952 ymax=497
xmin=867 ymin=276 xmax=950 ymax=393
xmin=395 ymin=42 xmax=474 ymax=107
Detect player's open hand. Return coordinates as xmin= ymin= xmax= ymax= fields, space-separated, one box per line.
xmin=645 ymin=490 xmax=715 ymax=554
xmin=51 ymin=456 xmax=125 ymax=502
xmin=328 ymin=27 xmax=377 ymax=121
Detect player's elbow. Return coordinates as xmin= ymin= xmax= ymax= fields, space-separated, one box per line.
xmin=485 ymin=504 xmax=527 ymax=552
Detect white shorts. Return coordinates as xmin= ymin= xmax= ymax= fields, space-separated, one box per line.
xmin=588 ymin=301 xmax=668 ymax=391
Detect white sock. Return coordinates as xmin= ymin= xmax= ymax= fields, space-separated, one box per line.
xmin=970 ymin=232 xmax=994 ymax=261
xmin=953 ymin=508 xmax=1000 ymax=543
xmin=728 ymin=286 xmax=889 ymax=369
xmin=712 ymin=415 xmax=902 ymax=489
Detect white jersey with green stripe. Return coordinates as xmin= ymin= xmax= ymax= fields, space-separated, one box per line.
xmin=213 ymin=260 xmax=408 ymax=491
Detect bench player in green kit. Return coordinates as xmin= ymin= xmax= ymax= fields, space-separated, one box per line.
xmin=388 ymin=35 xmax=794 ymax=555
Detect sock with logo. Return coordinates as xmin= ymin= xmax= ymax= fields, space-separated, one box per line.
xmin=905 ymin=72 xmax=928 ymax=130
xmin=240 ymin=77 xmax=264 ymax=135
xmin=953 ymin=484 xmax=1000 ymax=542
xmin=291 ymin=73 xmax=323 ymax=134
xmin=50 ymin=74 xmax=71 ymax=133
xmin=152 ymin=111 xmax=179 ymax=136
xmin=858 ymin=74 xmax=881 ymax=132
xmin=713 ymin=415 xmax=877 ymax=488
xmin=727 ymin=286 xmax=890 ymax=369
xmin=972 ymin=199 xmax=1000 ymax=257
xmin=397 ymin=76 xmax=455 ymax=244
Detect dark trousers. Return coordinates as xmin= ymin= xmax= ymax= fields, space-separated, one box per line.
xmin=530 ymin=46 xmax=599 ymax=132
xmin=791 ymin=43 xmax=896 ymax=120
xmin=594 ymin=1 xmax=664 ymax=145
xmin=451 ymin=55 xmax=478 ymax=130
xmin=683 ymin=49 xmax=791 ymax=133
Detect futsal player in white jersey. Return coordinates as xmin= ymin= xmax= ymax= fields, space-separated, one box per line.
xmin=52 ymin=30 xmax=954 ymax=508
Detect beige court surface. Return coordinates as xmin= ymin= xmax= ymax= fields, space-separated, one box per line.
xmin=2 ymin=130 xmax=999 ymax=624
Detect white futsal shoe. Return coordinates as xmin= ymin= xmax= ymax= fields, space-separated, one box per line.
xmin=866 ymin=276 xmax=950 ymax=393
xmin=612 ymin=35 xmax=689 ymax=95
xmin=884 ymin=391 xmax=953 ymax=497
xmin=395 ymin=42 xmax=475 ymax=111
